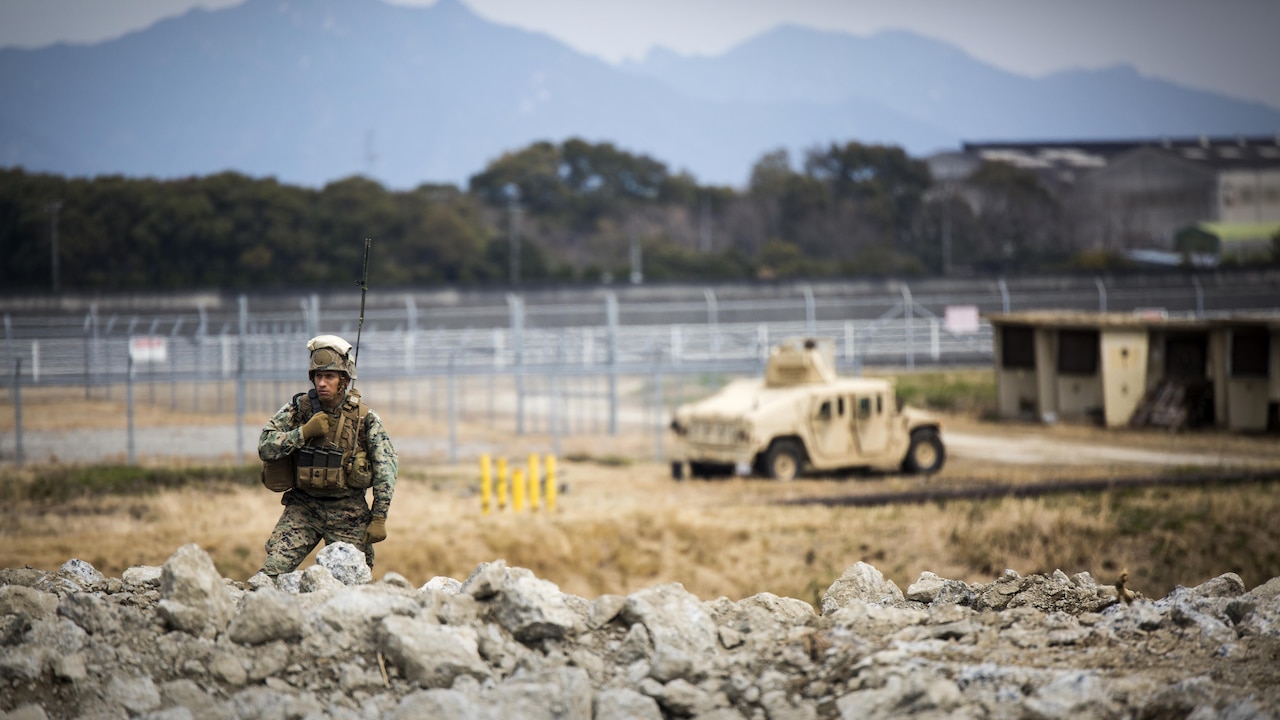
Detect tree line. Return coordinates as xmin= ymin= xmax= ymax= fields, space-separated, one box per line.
xmin=1 ymin=139 xmax=1095 ymax=293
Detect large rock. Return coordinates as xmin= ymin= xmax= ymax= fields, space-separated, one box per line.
xmin=227 ymin=587 xmax=302 ymax=646
xmin=378 ymin=615 xmax=491 ymax=689
xmin=821 ymin=561 xmax=905 ymax=614
xmin=621 ymin=583 xmax=720 ymax=660
xmin=306 ymin=587 xmax=420 ymax=654
xmin=0 ymin=586 xmax=59 ymax=621
xmin=488 ymin=571 xmax=580 ymax=643
xmin=316 ymin=542 xmax=372 ymax=586
xmin=157 ymin=544 xmax=236 ymax=639
xmin=3 ymin=546 xmax=1280 ymax=719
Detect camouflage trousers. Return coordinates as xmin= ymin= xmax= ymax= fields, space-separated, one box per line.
xmin=261 ymin=491 xmax=374 ymax=576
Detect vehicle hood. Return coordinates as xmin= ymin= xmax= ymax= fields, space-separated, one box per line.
xmin=675 ymin=379 xmax=802 ymax=422
xmin=900 ymin=404 xmax=943 ymax=430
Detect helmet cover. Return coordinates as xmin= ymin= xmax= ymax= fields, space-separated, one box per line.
xmin=307 ymin=334 xmax=356 ymax=380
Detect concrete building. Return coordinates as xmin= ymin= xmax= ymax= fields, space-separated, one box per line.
xmin=987 ymin=310 xmax=1280 ymax=433
xmin=958 ymin=136 xmax=1280 ymax=254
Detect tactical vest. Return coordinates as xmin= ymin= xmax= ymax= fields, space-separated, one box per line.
xmin=260 ymin=389 xmax=374 ymax=494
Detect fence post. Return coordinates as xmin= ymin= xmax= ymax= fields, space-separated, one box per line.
xmin=12 ymin=358 xmax=23 ymax=467
xmin=448 ymin=354 xmax=458 ymax=464
xmin=1095 ymin=276 xmax=1108 ymax=313
xmin=653 ymin=362 xmax=664 ymax=461
xmin=606 ymin=292 xmax=619 ymax=435
xmin=802 ymin=283 xmax=815 ymax=336
xmin=236 ymin=295 xmax=248 ymax=463
xmin=552 ymin=331 xmax=563 ymax=458
xmin=404 ymin=296 xmax=417 ymax=376
xmin=844 ymin=321 xmax=855 ymax=368
xmin=704 ymin=288 xmax=720 ymax=383
xmin=3 ymin=314 xmax=11 ymax=379
xmin=127 ymin=354 xmax=136 ymax=465
xmin=901 ymin=283 xmax=915 ymax=371
xmin=489 ymin=328 xmax=501 ymax=426
xmin=508 ymin=294 xmax=525 ymax=435
xmin=84 ymin=304 xmax=96 ymax=399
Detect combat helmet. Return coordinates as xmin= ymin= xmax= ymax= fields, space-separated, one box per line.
xmin=307 ymin=334 xmax=357 ymax=380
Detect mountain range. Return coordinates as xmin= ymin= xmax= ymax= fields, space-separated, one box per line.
xmin=2 ymin=0 xmax=1277 ymax=190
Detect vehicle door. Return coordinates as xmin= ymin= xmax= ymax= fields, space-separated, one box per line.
xmin=807 ymin=394 xmax=852 ymax=461
xmin=853 ymin=391 xmax=890 ymax=455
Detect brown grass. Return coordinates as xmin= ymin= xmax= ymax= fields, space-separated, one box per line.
xmin=4 ymin=380 xmax=1280 ymax=606
xmin=3 ymin=456 xmax=1278 ymax=607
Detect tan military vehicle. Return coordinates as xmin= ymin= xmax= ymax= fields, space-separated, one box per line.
xmin=669 ymin=337 xmax=945 ymax=481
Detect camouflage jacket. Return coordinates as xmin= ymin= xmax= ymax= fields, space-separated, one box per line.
xmin=258 ymin=390 xmax=398 ymax=518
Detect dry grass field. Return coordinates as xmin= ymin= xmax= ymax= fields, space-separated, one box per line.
xmin=4 ymin=378 xmax=1280 ymax=608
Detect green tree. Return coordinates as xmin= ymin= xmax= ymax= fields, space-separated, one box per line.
xmin=468 ymin=141 xmax=566 ymax=214
xmin=966 ymin=161 xmax=1062 ymax=272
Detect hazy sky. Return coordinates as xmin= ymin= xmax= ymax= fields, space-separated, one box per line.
xmin=3 ymin=0 xmax=1278 ymax=110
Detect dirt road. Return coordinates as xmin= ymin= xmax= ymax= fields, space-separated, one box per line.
xmin=4 ymin=380 xmax=1279 ymax=477
xmin=5 ymin=417 xmax=1274 ymax=468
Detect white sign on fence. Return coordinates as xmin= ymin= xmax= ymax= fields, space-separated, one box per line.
xmin=944 ymin=305 xmax=981 ymax=334
xmin=129 ymin=335 xmax=168 ymax=363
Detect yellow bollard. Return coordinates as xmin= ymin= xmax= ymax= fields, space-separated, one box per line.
xmin=528 ymin=453 xmax=541 ymax=511
xmin=480 ymin=454 xmax=493 ymax=515
xmin=512 ymin=468 xmax=525 ymax=512
xmin=545 ymin=454 xmax=557 ymax=513
xmin=496 ymin=457 xmax=509 ymax=510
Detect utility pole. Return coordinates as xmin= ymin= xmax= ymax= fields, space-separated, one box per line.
xmin=941 ymin=185 xmax=952 ymax=277
xmin=47 ymin=200 xmax=63 ymax=293
xmin=629 ymin=232 xmax=643 ymax=284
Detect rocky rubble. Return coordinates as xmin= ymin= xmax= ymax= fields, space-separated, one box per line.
xmin=2 ymin=543 xmax=1279 ymax=720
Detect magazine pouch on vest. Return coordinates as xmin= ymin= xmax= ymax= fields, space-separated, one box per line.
xmin=290 ymin=389 xmax=372 ymax=492
xmin=296 ymin=444 xmax=347 ymax=490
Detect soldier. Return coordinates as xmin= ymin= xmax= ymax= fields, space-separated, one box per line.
xmin=257 ymin=334 xmax=398 ymax=577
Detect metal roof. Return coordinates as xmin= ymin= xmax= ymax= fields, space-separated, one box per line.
xmin=962 ymin=135 xmax=1280 ymax=174
xmin=984 ymin=310 xmax=1280 ymax=331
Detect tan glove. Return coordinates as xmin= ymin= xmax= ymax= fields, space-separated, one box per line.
xmin=300 ymin=413 xmax=330 ymax=441
xmin=364 ymin=516 xmax=387 ymax=544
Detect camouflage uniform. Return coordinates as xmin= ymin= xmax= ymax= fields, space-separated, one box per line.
xmin=257 ymin=337 xmax=398 ymax=576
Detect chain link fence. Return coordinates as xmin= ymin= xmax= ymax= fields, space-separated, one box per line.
xmin=4 ymin=272 xmax=1277 ymax=465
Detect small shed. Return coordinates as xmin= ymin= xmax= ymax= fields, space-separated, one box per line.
xmin=987 ymin=311 xmax=1280 ymax=432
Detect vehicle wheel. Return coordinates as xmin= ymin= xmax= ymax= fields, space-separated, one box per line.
xmin=903 ymin=429 xmax=945 ymax=475
xmin=765 ymin=441 xmax=804 ymax=482
xmin=671 ymin=461 xmax=685 ymax=481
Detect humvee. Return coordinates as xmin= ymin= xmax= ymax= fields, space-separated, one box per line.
xmin=669 ymin=338 xmax=945 ymax=481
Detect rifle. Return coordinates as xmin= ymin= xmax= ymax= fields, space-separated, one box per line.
xmin=353 ymin=238 xmax=371 ymax=378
